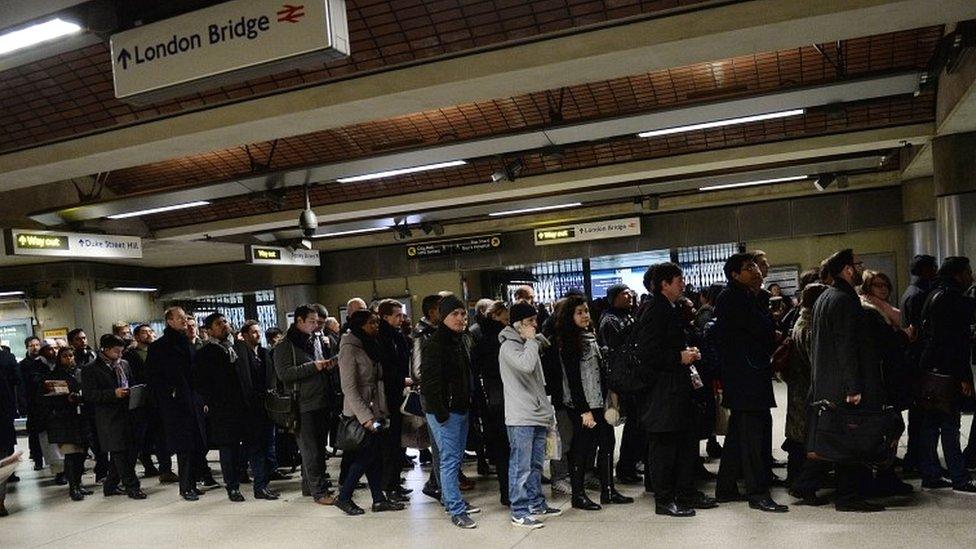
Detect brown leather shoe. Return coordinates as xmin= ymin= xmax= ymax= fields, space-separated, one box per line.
xmin=315 ymin=495 xmax=336 ymax=505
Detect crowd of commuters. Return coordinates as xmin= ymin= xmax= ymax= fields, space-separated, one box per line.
xmin=1 ymin=249 xmax=974 ymax=527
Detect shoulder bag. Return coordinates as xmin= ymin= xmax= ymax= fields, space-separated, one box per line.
xmin=263 ymin=343 xmax=302 ymax=433
xmin=336 ymin=414 xmax=366 ymax=451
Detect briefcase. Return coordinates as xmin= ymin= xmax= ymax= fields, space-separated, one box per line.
xmin=806 ymin=400 xmax=904 ymax=465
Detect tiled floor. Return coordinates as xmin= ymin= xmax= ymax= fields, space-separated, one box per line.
xmin=3 ymin=384 xmax=975 ymax=549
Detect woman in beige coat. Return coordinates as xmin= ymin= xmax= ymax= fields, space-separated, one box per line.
xmin=335 ymin=310 xmax=404 ymax=516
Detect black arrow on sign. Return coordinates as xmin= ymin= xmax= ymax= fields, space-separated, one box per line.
xmin=117 ymin=48 xmax=132 ymax=69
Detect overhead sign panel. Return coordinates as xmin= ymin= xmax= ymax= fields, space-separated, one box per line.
xmin=110 ymin=0 xmax=350 ymax=104
xmin=406 ymin=235 xmax=502 ymax=259
xmin=534 ymin=217 xmax=641 ymax=246
xmin=247 ymin=245 xmax=321 ymax=266
xmin=4 ymin=229 xmax=143 ymax=259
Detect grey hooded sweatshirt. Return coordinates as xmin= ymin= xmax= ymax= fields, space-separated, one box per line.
xmin=498 ymin=326 xmax=555 ymax=427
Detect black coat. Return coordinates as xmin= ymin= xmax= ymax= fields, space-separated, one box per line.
xmin=0 ymin=362 xmax=15 ymax=453
xmin=810 ymin=280 xmax=883 ymax=409
xmin=0 ymin=347 xmax=18 ymax=415
xmin=195 ymin=342 xmax=249 ymax=447
xmin=235 ymin=341 xmax=275 ymax=428
xmin=123 ymin=347 xmax=150 ymax=386
xmin=714 ymin=282 xmax=777 ymax=410
xmin=636 ymin=293 xmax=696 ymax=433
xmin=471 ymin=317 xmax=505 ymax=413
xmin=421 ymin=326 xmax=472 ymax=423
xmin=147 ymin=327 xmax=206 ymax=453
xmin=81 ymin=358 xmax=136 ymax=452
xmin=599 ymin=308 xmax=635 ymax=356
xmin=863 ymin=304 xmax=911 ymax=410
xmin=918 ymin=277 xmax=976 ymax=383
xmin=377 ymin=322 xmax=411 ymax=409
xmin=41 ymin=367 xmax=88 ymax=446
xmin=24 ymin=358 xmax=52 ymax=434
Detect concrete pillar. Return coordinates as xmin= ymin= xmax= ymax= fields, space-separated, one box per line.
xmin=933 ymin=132 xmax=976 ymax=261
xmin=902 ymin=176 xmax=939 ymax=261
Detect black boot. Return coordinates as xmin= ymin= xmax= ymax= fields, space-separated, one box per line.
xmin=65 ymin=456 xmax=84 ymax=501
xmin=570 ymin=464 xmax=601 ymax=511
xmin=601 ymin=455 xmax=634 ymax=504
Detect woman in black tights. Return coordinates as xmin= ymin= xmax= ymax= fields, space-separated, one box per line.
xmin=556 ymin=295 xmax=633 ymax=510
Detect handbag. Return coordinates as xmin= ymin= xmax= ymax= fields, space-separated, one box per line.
xmin=336 ymin=414 xmax=366 ymax=451
xmin=264 ymin=344 xmax=303 ymax=433
xmin=400 ymin=387 xmax=424 ymax=418
xmin=806 ymin=400 xmax=904 ymax=465
xmin=915 ymin=370 xmax=958 ymax=414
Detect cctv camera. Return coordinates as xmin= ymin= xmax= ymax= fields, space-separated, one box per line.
xmin=299 ymin=208 xmax=318 ymax=238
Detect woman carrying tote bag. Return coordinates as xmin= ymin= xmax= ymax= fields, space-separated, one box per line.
xmin=335 ymin=310 xmax=406 ymax=516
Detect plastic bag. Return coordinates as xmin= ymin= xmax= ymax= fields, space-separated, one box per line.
xmin=545 ymin=419 xmax=562 ymax=460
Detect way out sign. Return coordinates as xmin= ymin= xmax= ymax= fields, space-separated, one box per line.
xmin=3 ymin=229 xmax=143 ymax=259
xmin=110 ymin=0 xmax=350 ymax=104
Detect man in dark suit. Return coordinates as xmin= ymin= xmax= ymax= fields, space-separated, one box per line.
xmin=19 ymin=336 xmax=43 ymax=471
xmin=125 ymin=324 xmax=177 ymax=483
xmin=148 ymin=307 xmax=209 ymax=501
xmin=82 ymin=334 xmax=147 ymax=500
xmin=714 ymin=252 xmax=785 ymax=513
xmin=637 ymin=263 xmax=716 ymax=517
xmin=235 ymin=320 xmax=281 ymax=498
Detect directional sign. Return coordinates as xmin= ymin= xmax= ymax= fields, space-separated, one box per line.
xmin=110 ymin=0 xmax=350 ymax=104
xmin=246 ymin=245 xmax=320 ymax=267
xmin=406 ymin=235 xmax=502 ymax=259
xmin=4 ymin=229 xmax=143 ymax=259
xmin=534 ymin=218 xmax=641 ymax=246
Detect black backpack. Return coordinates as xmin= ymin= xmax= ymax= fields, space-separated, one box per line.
xmin=605 ymin=316 xmax=651 ymax=395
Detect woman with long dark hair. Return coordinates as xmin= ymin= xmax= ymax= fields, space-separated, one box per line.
xmin=335 ymin=310 xmax=405 ymax=515
xmin=556 ymin=295 xmax=633 ymax=510
xmin=42 ymin=348 xmax=91 ymax=501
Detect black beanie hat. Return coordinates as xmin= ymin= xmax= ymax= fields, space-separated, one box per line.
xmin=438 ymin=295 xmax=466 ymax=319
xmin=606 ymin=283 xmax=630 ymax=304
xmin=509 ymin=302 xmax=538 ymax=325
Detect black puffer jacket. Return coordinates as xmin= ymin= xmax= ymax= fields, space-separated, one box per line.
xmin=472 ymin=317 xmax=505 ymax=412
xmin=421 ymin=325 xmax=472 ymax=423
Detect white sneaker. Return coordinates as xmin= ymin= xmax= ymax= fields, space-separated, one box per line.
xmin=511 ymin=516 xmax=545 ymax=529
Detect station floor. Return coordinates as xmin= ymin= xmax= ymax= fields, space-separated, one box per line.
xmin=3 ymin=384 xmax=975 ymax=549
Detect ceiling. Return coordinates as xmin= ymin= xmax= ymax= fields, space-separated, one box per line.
xmin=1 ymin=0 xmax=975 ymax=269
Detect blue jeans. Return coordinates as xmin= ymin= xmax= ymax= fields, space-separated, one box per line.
xmin=919 ymin=410 xmax=970 ymax=486
xmin=507 ymin=425 xmax=548 ymax=519
xmin=426 ymin=412 xmax=468 ymax=516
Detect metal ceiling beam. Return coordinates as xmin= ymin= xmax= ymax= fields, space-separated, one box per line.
xmin=28 ymin=72 xmax=921 ymax=225
xmin=3 ymin=0 xmax=973 ymax=190
xmin=152 ymin=123 xmax=933 ymax=241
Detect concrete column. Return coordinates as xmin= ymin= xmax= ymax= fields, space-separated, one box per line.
xmin=933 ymin=132 xmax=976 ymax=261
xmin=902 ymin=176 xmax=939 ymax=261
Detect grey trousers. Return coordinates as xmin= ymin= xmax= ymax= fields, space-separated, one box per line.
xmin=297 ymin=409 xmax=331 ymax=499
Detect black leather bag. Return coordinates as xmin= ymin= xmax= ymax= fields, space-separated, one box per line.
xmin=263 ymin=390 xmax=300 ymax=433
xmin=336 ymin=414 xmax=366 ymax=451
xmin=806 ymin=400 xmax=904 ymax=465
xmin=915 ymin=370 xmax=958 ymax=414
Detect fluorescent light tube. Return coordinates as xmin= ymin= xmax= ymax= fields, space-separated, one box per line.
xmin=637 ymin=109 xmax=805 ymax=138
xmin=489 ymin=202 xmax=582 ymax=217
xmin=111 ymin=287 xmax=158 ymax=292
xmin=0 ymin=291 xmax=25 ymax=298
xmin=0 ymin=18 xmax=82 ymax=56
xmin=699 ymin=175 xmax=809 ymax=191
xmin=336 ymin=160 xmax=467 ymax=183
xmin=313 ymin=227 xmax=387 ymax=238
xmin=107 ymin=201 xmax=211 ymax=219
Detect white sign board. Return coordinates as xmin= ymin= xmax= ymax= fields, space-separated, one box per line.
xmin=247 ymin=245 xmax=320 ymax=267
xmin=3 ymin=229 xmax=142 ymax=259
xmin=110 ymin=0 xmax=350 ymax=103
xmin=534 ymin=217 xmax=641 ymax=246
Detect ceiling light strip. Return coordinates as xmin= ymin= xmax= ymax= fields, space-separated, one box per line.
xmin=637 ymin=109 xmax=805 ymax=138
xmin=0 ymin=18 xmax=83 ymax=56
xmin=488 ymin=202 xmax=583 ymax=217
xmin=0 ymin=291 xmax=25 ymax=298
xmin=313 ymin=227 xmax=388 ymax=238
xmin=107 ymin=201 xmax=211 ymax=219
xmin=698 ymin=175 xmax=809 ymax=191
xmin=111 ymin=287 xmax=158 ymax=292
xmin=336 ymin=160 xmax=467 ymax=183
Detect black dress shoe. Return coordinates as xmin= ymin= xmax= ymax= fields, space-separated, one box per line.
xmin=679 ymin=493 xmax=718 ymax=509
xmin=181 ymin=491 xmax=199 ymax=501
xmin=254 ymin=487 xmax=280 ymax=500
xmin=268 ymin=471 xmax=292 ymax=481
xmin=227 ymin=489 xmax=245 ymax=502
xmin=422 ymin=486 xmax=441 ymax=501
xmin=193 ymin=487 xmax=206 ymax=496
xmin=70 ymin=486 xmax=85 ymax=501
xmin=127 ymin=489 xmax=148 ymax=500
xmin=749 ymin=496 xmax=789 ymax=513
xmin=655 ymin=501 xmax=696 ymax=517
xmin=789 ymin=489 xmax=829 ymax=506
xmin=371 ymin=500 xmax=405 ymax=512
xmin=385 ymin=490 xmax=410 ymax=503
xmin=103 ymin=486 xmax=126 ymax=497
xmin=335 ymin=498 xmax=365 ymax=516
xmin=54 ymin=473 xmax=67 ymax=486
xmin=836 ymin=500 xmax=885 ymax=513
xmin=200 ymin=476 xmax=219 ymax=488
xmin=571 ymin=495 xmax=602 ymax=511
xmin=600 ymin=489 xmax=634 ymax=504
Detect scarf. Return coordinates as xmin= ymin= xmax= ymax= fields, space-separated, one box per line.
xmin=351 ymin=327 xmax=384 ymax=363
xmin=286 ymin=325 xmax=315 ymax=357
xmin=210 ymin=336 xmax=238 ymax=363
xmin=101 ymin=353 xmax=128 ymax=388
